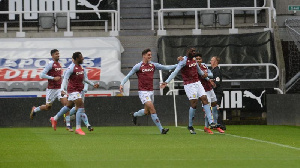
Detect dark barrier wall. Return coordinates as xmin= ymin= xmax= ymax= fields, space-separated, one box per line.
xmin=0 ymin=96 xmax=206 ymax=127
xmin=267 ymin=94 xmax=300 ymax=126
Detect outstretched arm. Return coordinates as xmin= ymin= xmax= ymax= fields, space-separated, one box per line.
xmin=120 ymin=63 xmax=140 ymax=93
xmin=83 ymin=69 xmax=99 ymax=88
xmin=160 ymin=59 xmax=186 ymax=89
xmin=154 ymin=63 xmax=178 ymax=71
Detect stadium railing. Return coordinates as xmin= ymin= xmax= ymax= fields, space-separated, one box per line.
xmin=0 ymin=10 xmax=119 ymax=37
xmin=151 ymin=0 xmax=277 ymax=34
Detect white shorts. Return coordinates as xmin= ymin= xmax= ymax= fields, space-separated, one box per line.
xmin=206 ymin=89 xmax=218 ymax=103
xmin=138 ymin=91 xmax=154 ymax=104
xmin=68 ymin=92 xmax=82 ymax=101
xmin=46 ymin=89 xmax=67 ymax=104
xmin=184 ymin=81 xmax=207 ymax=100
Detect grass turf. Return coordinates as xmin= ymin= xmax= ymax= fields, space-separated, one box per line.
xmin=0 ymin=125 xmax=299 ymax=168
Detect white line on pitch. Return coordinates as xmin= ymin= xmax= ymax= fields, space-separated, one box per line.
xmin=178 ymin=126 xmax=300 ymax=151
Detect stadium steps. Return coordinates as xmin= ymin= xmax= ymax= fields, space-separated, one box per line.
xmin=120 ymin=0 xmax=151 ymax=30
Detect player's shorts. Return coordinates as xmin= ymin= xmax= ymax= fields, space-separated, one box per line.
xmin=46 ymin=88 xmax=67 ymax=104
xmin=184 ymin=81 xmax=207 ymax=100
xmin=68 ymin=92 xmax=82 ymax=101
xmin=138 ymin=91 xmax=154 ymax=104
xmin=206 ymin=89 xmax=218 ymax=103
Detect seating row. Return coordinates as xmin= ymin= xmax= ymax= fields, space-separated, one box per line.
xmin=0 ymin=81 xmax=121 ymax=92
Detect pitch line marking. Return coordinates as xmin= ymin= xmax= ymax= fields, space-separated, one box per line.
xmin=178 ymin=126 xmax=300 ymax=151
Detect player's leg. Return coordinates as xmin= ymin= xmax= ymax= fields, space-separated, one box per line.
xmin=74 ymin=98 xmax=85 ymax=135
xmin=184 ymin=83 xmax=198 ymax=134
xmin=129 ymin=91 xmax=149 ymax=125
xmin=197 ymin=82 xmax=217 ymax=128
xmin=145 ymin=91 xmax=168 ymax=134
xmin=60 ymin=96 xmax=73 ymax=132
xmin=50 ymin=100 xmax=73 ymax=131
xmin=30 ymin=89 xmax=55 ymax=119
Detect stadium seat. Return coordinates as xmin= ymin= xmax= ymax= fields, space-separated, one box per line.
xmin=0 ymin=82 xmax=8 ymax=91
xmin=56 ymin=13 xmax=68 ymax=29
xmin=88 ymin=82 xmax=95 ymax=91
xmin=39 ymin=13 xmax=54 ymax=29
xmin=217 ymin=10 xmax=231 ymax=26
xmin=42 ymin=82 xmax=48 ymax=91
xmin=200 ymin=10 xmax=215 ymax=26
xmin=95 ymin=81 xmax=108 ymax=90
xmin=8 ymin=82 xmax=26 ymax=92
xmin=107 ymin=81 xmax=121 ymax=90
xmin=26 ymin=82 xmax=42 ymax=91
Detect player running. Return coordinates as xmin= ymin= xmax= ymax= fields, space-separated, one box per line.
xmin=120 ymin=48 xmax=177 ymax=134
xmin=50 ymin=52 xmax=99 ymax=135
xmin=30 ymin=49 xmax=73 ymax=131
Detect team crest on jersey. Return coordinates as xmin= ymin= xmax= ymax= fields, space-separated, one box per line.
xmin=193 ymin=57 xmax=196 ymax=61
xmin=149 ymin=64 xmax=153 ymax=66
xmin=54 ymin=64 xmax=57 ymax=67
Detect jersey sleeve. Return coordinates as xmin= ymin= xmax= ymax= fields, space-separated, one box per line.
xmin=39 ymin=61 xmax=54 ymax=80
xmin=83 ymin=69 xmax=95 ymax=86
xmin=196 ymin=64 xmax=205 ymax=76
xmin=153 ymin=62 xmax=178 ymax=71
xmin=120 ymin=62 xmax=141 ymax=86
xmin=61 ymin=64 xmax=74 ymax=91
xmin=164 ymin=57 xmax=186 ymax=83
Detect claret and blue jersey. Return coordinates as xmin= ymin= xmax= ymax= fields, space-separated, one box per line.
xmin=121 ymin=61 xmax=177 ymax=91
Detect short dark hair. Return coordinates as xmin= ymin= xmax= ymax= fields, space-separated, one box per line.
xmin=213 ymin=56 xmax=220 ymax=63
xmin=195 ymin=53 xmax=202 ymax=57
xmin=50 ymin=49 xmax=58 ymax=56
xmin=142 ymin=48 xmax=151 ymax=56
xmin=72 ymin=52 xmax=82 ymax=60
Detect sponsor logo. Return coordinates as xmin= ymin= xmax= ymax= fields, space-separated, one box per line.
xmin=0 ymin=57 xmax=101 ymax=81
xmin=77 ymin=0 xmax=103 ymax=19
xmin=243 ymin=90 xmax=266 ymax=108
xmin=189 ymin=63 xmax=197 ymax=67
xmin=220 ymin=90 xmax=266 ymax=109
xmin=76 ymin=71 xmax=84 ymax=75
xmin=142 ymin=68 xmax=154 ymax=72
xmin=7 ymin=0 xmax=103 ymax=20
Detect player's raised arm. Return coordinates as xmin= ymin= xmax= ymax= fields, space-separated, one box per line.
xmin=120 ymin=63 xmax=140 ymax=93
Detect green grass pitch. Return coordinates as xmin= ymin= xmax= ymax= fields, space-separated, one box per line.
xmin=0 ymin=125 xmax=299 ymax=168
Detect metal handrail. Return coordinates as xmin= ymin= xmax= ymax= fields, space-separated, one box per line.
xmin=157 ymin=6 xmax=274 ymax=32
xmin=0 ymin=10 xmax=119 ymax=36
xmin=151 ymin=0 xmax=276 ymax=31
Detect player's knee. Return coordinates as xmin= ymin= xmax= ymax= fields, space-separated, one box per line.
xmin=45 ymin=104 xmax=52 ymax=110
xmin=211 ymin=102 xmax=217 ymax=107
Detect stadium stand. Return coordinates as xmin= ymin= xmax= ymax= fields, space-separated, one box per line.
xmin=0 ymin=83 xmax=8 ymax=91
xmin=26 ymin=82 xmax=42 ymax=91
xmin=39 ymin=13 xmax=55 ymax=29
xmin=8 ymin=82 xmax=26 ymax=92
xmin=55 ymin=13 xmax=68 ymax=29
xmin=97 ymin=81 xmax=109 ymax=90
xmin=107 ymin=81 xmax=121 ymax=90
